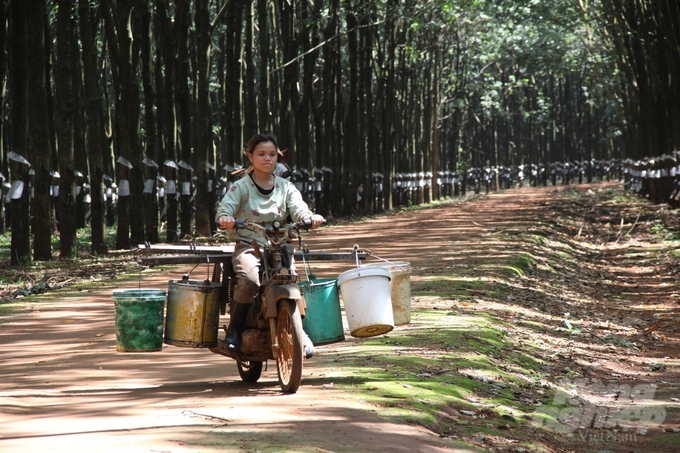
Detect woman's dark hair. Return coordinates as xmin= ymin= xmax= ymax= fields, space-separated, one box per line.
xmin=246 ymin=133 xmax=278 ymax=155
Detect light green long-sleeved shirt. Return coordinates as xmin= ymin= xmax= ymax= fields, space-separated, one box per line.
xmin=215 ymin=175 xmax=313 ymax=245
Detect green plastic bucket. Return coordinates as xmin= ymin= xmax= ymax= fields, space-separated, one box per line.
xmin=300 ymin=278 xmax=345 ymax=345
xmin=113 ymin=289 xmax=166 ymax=352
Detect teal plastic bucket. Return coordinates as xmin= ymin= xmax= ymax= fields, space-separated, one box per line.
xmin=113 ymin=289 xmax=166 ymax=352
xmin=300 ymin=278 xmax=345 ymax=345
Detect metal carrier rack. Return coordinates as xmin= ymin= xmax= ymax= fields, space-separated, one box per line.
xmin=136 ymin=243 xmax=369 ymax=267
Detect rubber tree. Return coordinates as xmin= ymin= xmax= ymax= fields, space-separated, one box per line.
xmin=55 ymin=0 xmax=77 ymax=258
xmin=102 ymin=0 xmax=145 ymax=249
xmin=9 ymin=0 xmax=31 ymax=265
xmin=78 ymin=0 xmax=109 ymax=255
xmin=598 ymin=0 xmax=680 ymax=158
xmin=26 ymin=0 xmax=53 ymax=261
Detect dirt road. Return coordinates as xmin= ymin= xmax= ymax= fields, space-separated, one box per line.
xmin=1 ymin=182 xmax=674 ymax=452
xmin=1 ymin=263 xmax=469 ymax=453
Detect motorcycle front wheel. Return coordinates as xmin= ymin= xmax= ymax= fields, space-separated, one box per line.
xmin=237 ymin=360 xmax=263 ymax=383
xmin=275 ymin=299 xmax=305 ymax=393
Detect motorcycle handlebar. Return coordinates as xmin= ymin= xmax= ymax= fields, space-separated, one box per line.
xmin=215 ymin=217 xmax=324 ymax=232
xmin=232 ymin=218 xmax=317 ymax=232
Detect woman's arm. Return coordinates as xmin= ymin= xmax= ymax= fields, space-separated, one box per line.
xmin=284 ymin=180 xmax=324 ymax=227
xmin=215 ymin=183 xmax=243 ymax=229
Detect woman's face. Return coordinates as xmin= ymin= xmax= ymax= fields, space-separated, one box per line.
xmin=249 ymin=141 xmax=278 ymax=174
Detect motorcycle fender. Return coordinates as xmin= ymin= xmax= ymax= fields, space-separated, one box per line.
xmin=263 ymin=284 xmax=305 ymax=318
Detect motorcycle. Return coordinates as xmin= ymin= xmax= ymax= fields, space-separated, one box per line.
xmin=209 ymin=218 xmax=311 ymax=393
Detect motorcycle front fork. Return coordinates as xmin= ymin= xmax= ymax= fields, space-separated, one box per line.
xmin=269 ymin=317 xmax=280 ymax=358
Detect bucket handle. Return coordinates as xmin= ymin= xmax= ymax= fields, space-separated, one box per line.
xmin=205 ymin=255 xmax=212 ymax=282
xmin=301 ymin=248 xmax=318 ymax=282
xmin=178 ymin=256 xmax=212 ymax=282
xmin=366 ymin=253 xmax=399 ymax=266
xmin=362 ymin=253 xmax=409 ymax=274
xmin=302 ymin=250 xmax=310 ymax=281
xmin=364 ymin=254 xmax=406 ymax=266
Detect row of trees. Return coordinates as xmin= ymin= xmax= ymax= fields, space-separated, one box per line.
xmin=599 ymin=0 xmax=680 ymax=159
xmin=0 ymin=0 xmax=676 ymax=265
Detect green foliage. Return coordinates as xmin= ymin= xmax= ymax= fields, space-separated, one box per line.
xmin=329 ymin=309 xmax=544 ymax=438
xmin=400 ymin=0 xmax=623 ymax=166
xmin=0 ymin=231 xmax=10 ymax=251
xmin=49 ymin=225 xmax=118 ymax=255
xmin=503 ymin=253 xmax=536 ymax=277
xmin=563 ymin=313 xmax=582 ymax=336
xmin=0 ymin=224 xmax=118 ymax=261
xmin=603 ymin=333 xmax=637 ymax=349
xmin=650 ymin=223 xmax=679 ymax=242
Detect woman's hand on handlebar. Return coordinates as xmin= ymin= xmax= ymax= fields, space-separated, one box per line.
xmin=308 ymin=214 xmax=325 ymax=229
xmin=216 ymin=215 xmax=236 ymax=230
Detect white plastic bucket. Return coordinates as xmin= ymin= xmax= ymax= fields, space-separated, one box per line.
xmin=337 ymin=266 xmax=394 ymax=338
xmin=363 ymin=261 xmax=412 ymax=325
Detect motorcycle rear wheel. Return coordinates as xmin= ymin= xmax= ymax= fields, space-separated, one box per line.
xmin=237 ymin=360 xmax=263 ymax=383
xmin=275 ymin=299 xmax=304 ymax=393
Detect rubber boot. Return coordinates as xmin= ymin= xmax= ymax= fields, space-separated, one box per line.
xmin=224 ymin=302 xmax=250 ymax=350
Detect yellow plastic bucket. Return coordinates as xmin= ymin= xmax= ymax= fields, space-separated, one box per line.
xmin=165 ymin=279 xmax=222 ymax=348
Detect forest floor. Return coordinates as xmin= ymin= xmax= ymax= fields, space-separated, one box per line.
xmin=1 ymin=181 xmax=679 ymax=453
